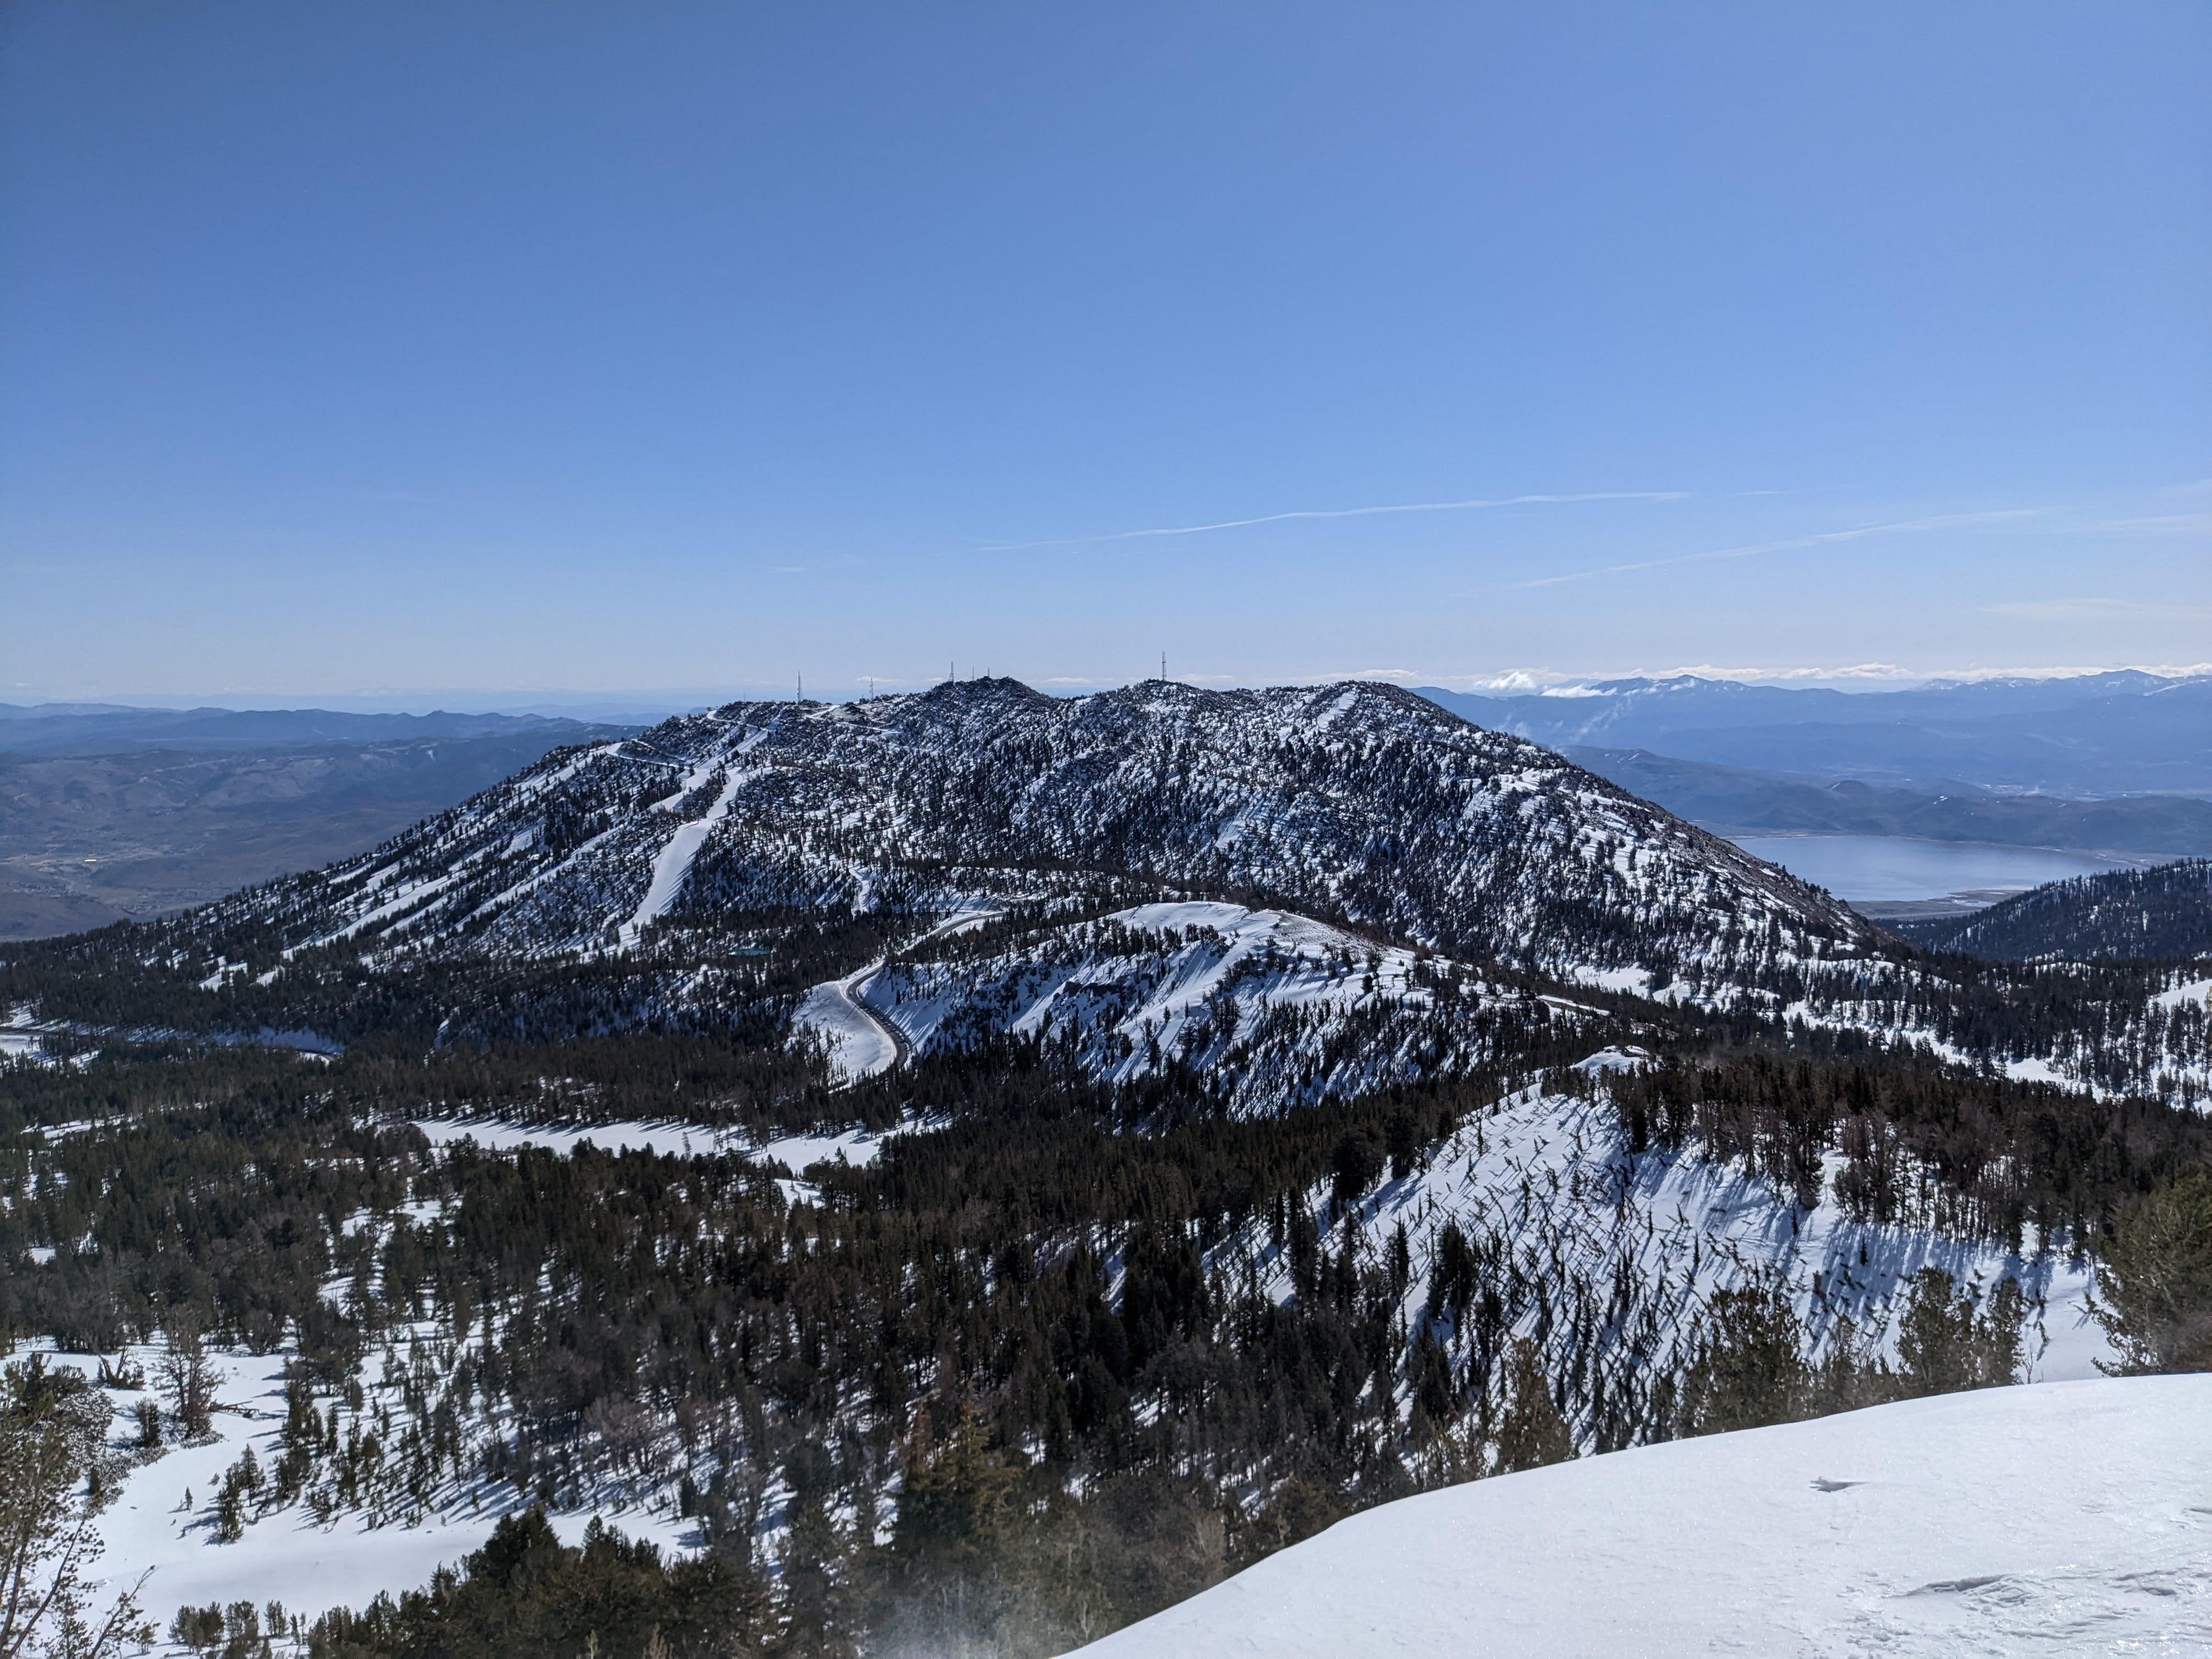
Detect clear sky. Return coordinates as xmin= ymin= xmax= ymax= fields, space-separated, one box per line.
xmin=4 ymin=2 xmax=2208 ymax=706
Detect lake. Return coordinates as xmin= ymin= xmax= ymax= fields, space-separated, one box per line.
xmin=1724 ymin=834 xmax=2146 ymax=905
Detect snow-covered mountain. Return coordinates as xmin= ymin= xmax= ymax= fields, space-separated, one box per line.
xmin=842 ymin=900 xmax=1581 ymax=1108
xmin=1073 ymin=1374 xmax=2212 ymax=1658
xmin=37 ymin=678 xmax=2212 ymax=1105
xmin=189 ymin=678 xmax=1881 ymax=985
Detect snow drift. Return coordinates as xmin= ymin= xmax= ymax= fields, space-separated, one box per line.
xmin=1071 ymin=1374 xmax=2212 ymax=1658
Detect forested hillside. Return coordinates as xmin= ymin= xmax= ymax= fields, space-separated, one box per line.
xmin=1901 ymin=859 xmax=2212 ymax=962
xmin=9 ymin=1025 xmax=2207 ymax=1658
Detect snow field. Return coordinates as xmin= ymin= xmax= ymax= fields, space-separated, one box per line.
xmin=410 ymin=1115 xmax=897 ymax=1170
xmin=791 ymin=968 xmax=901 ymax=1084
xmin=2154 ymin=976 xmax=2212 ymax=1012
xmin=1072 ymin=1375 xmax=2212 ymax=1658
xmin=1291 ymin=1081 xmax=2112 ymax=1400
xmin=856 ymin=899 xmax=1521 ymax=1107
xmin=42 ymin=1341 xmax=690 ymax=1634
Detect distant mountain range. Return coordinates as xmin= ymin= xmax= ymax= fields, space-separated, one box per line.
xmin=0 ymin=703 xmax=613 ymax=757
xmin=0 ymin=707 xmax=637 ymax=938
xmin=1418 ymin=672 xmax=2212 ymax=797
xmin=1564 ymin=746 xmax=2212 ymax=856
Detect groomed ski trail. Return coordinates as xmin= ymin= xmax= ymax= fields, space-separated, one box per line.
xmin=617 ymin=729 xmax=768 ymax=949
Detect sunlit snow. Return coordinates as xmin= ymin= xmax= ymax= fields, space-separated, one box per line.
xmin=1074 ymin=1376 xmax=2212 ymax=1658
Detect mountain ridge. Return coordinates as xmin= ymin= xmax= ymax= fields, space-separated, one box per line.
xmin=1416 ymin=674 xmax=2212 ymax=795
xmin=21 ymin=678 xmax=2212 ymax=1109
xmin=179 ymin=676 xmax=1884 ymax=986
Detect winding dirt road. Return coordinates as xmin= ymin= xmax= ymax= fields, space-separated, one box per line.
xmin=801 ymin=905 xmax=998 ymax=1084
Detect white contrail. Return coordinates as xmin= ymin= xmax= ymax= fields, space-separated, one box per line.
xmin=1514 ymin=508 xmax=2047 ymax=589
xmin=962 ymin=490 xmax=1689 ymax=555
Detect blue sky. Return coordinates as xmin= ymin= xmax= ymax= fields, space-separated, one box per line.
xmin=3 ymin=2 xmax=2207 ymax=705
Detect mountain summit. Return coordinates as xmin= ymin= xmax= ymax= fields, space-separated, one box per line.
xmin=206 ymin=678 xmax=1879 ymax=985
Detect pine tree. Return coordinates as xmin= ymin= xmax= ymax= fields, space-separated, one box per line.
xmin=1492 ymin=1339 xmax=1574 ymax=1474
xmin=1677 ymin=1283 xmax=1809 ymax=1436
xmin=888 ymin=1396 xmax=1019 ymax=1592
xmin=2095 ymin=1170 xmax=2212 ymax=1374
xmin=1895 ymin=1270 xmax=2023 ymax=1396
xmin=775 ymin=1488 xmax=854 ymax=1659
xmin=0 ymin=1359 xmax=155 ymax=1659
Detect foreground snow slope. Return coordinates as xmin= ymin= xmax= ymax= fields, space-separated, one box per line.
xmin=1073 ymin=1375 xmax=2212 ymax=1659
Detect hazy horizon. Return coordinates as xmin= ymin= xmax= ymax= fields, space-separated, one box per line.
xmin=13 ymin=657 xmax=2212 ymax=721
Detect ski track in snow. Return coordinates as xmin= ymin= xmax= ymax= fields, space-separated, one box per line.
xmin=617 ymin=729 xmax=768 ymax=948
xmin=1073 ymin=1375 xmax=2212 ymax=1658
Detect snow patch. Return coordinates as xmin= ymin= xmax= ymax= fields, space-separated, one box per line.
xmin=2154 ymin=976 xmax=2212 ymax=1012
xmin=410 ymin=1115 xmax=900 ymax=1171
xmin=793 ymin=968 xmax=901 ymax=1084
xmin=61 ymin=1342 xmax=687 ymax=1629
xmin=618 ymin=729 xmax=768 ymax=947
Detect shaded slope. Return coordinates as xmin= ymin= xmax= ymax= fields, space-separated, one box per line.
xmin=1900 ymin=859 xmax=2212 ymax=961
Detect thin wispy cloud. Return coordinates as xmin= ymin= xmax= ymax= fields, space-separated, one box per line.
xmin=1988 ymin=597 xmax=2212 ymax=622
xmin=2041 ymin=511 xmax=2212 ymax=536
xmin=1513 ymin=507 xmax=2047 ymax=590
xmin=962 ymin=490 xmax=1689 ymax=555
